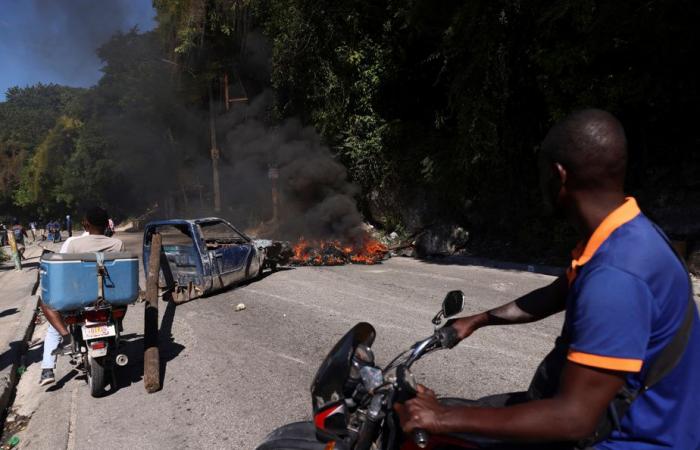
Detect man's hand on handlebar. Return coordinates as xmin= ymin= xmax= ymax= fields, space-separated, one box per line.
xmin=395 ymin=385 xmax=449 ymax=434
xmin=446 ymin=312 xmax=490 ymax=342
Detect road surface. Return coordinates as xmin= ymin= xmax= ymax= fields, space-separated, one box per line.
xmin=5 ymin=232 xmax=563 ymax=449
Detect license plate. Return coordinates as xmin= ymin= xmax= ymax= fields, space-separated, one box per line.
xmin=81 ymin=324 xmax=116 ymax=340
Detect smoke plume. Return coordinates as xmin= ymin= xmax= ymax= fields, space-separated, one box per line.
xmin=217 ymin=91 xmax=365 ymax=241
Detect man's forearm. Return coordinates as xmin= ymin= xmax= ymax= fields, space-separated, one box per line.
xmin=436 ymin=398 xmax=592 ymax=441
xmin=451 ymin=276 xmax=568 ymax=340
xmin=485 ymin=275 xmax=568 ymax=326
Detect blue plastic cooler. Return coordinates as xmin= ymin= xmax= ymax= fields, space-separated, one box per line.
xmin=40 ymin=252 xmax=139 ymax=312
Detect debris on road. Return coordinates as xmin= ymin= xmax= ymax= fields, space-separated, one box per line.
xmin=235 ymin=303 xmax=246 ymax=311
xmin=3 ymin=435 xmax=19 ymax=449
xmin=1 ymin=411 xmax=29 ymax=449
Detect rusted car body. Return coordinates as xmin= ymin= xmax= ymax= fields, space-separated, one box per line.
xmin=143 ymin=218 xmax=288 ymax=303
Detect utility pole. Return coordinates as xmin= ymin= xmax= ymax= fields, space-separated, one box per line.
xmin=268 ymin=166 xmax=279 ymax=224
xmin=208 ymin=81 xmax=221 ymax=213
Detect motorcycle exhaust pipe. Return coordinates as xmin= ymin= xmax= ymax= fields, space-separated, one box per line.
xmin=115 ymin=354 xmax=129 ymax=366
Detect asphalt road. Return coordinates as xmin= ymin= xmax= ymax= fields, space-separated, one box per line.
xmin=7 ymin=232 xmax=563 ymax=449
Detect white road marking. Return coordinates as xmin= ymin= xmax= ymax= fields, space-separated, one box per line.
xmin=269 ymin=350 xmax=306 ymax=365
xmin=66 ymin=385 xmax=78 ymax=450
xmin=241 ymin=288 xmax=412 ymax=332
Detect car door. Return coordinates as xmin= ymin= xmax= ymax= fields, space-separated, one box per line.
xmin=198 ymin=220 xmax=252 ymax=285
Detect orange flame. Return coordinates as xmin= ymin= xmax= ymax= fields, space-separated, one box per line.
xmin=291 ymin=236 xmax=388 ymax=266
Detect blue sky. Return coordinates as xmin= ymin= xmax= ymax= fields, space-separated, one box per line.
xmin=0 ymin=0 xmax=156 ymax=101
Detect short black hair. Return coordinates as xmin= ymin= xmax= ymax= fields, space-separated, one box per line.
xmin=541 ymin=109 xmax=627 ymax=188
xmin=84 ymin=207 xmax=109 ymax=229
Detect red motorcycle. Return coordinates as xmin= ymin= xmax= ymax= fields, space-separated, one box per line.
xmin=256 ymin=291 xmax=519 ymax=450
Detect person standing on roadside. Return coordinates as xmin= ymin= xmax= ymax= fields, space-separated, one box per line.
xmin=29 ymin=221 xmax=37 ymax=242
xmin=106 ymin=217 xmax=115 ymax=237
xmin=11 ymin=220 xmax=27 ymax=261
xmin=51 ymin=219 xmax=62 ymax=243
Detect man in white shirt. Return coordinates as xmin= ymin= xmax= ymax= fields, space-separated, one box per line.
xmin=40 ymin=207 xmax=124 ymax=386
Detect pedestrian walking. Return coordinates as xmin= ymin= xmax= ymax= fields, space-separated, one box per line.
xmin=45 ymin=220 xmax=53 ymax=242
xmin=0 ymin=223 xmax=7 ymax=246
xmin=6 ymin=228 xmax=21 ymax=271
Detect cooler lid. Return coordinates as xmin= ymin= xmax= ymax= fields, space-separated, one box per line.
xmin=41 ymin=252 xmax=138 ymax=262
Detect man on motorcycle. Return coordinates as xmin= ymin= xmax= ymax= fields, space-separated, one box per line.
xmin=39 ymin=206 xmax=124 ymax=386
xmin=397 ymin=109 xmax=700 ymax=449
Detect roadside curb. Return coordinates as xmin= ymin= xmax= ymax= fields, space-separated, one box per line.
xmin=417 ymin=255 xmax=565 ymax=277
xmin=0 ymin=295 xmax=39 ymax=427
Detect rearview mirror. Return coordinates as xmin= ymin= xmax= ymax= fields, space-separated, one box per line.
xmin=432 ymin=290 xmax=465 ymax=326
xmin=442 ymin=290 xmax=465 ymax=318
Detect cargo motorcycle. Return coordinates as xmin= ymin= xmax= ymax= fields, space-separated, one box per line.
xmin=61 ymin=303 xmax=129 ymax=396
xmin=40 ymin=251 xmax=139 ymax=397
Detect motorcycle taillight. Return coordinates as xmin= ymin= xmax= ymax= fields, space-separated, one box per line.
xmin=112 ymin=307 xmax=126 ymax=320
xmin=85 ymin=309 xmax=109 ymax=323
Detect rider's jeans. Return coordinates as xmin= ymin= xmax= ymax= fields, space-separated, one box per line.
xmin=41 ymin=324 xmax=61 ymax=369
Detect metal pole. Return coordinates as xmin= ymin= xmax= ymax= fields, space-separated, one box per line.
xmin=208 ymin=82 xmax=221 ymax=213
xmin=268 ymin=167 xmax=279 ymax=224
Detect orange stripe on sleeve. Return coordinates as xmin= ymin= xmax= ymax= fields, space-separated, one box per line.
xmin=567 ymin=350 xmax=643 ymax=372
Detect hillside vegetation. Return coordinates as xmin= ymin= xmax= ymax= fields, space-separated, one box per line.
xmin=1 ymin=1 xmax=699 ymax=262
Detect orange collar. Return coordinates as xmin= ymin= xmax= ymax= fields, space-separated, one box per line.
xmin=566 ymin=197 xmax=641 ymax=285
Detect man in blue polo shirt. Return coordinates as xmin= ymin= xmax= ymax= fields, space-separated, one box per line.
xmin=397 ymin=109 xmax=700 ymax=449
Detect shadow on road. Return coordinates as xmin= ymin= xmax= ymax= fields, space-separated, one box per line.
xmin=0 ymin=340 xmax=23 ymax=373
xmin=237 ymin=267 xmax=294 ymax=289
xmin=0 ymin=307 xmax=18 ymax=318
xmin=158 ymin=299 xmax=183 ymax=387
xmin=108 ymin=300 xmax=184 ymax=394
xmin=46 ymin=368 xmax=80 ymax=392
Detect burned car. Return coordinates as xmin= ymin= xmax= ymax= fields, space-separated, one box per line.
xmin=143 ymin=218 xmax=291 ymax=303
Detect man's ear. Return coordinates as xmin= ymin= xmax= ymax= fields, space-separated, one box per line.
xmin=554 ymin=162 xmax=567 ymax=187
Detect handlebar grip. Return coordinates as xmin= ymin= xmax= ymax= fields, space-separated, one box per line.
xmin=437 ymin=326 xmax=459 ymax=349
xmin=413 ymin=429 xmax=429 ymax=448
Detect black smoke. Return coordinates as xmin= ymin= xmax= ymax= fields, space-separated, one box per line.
xmin=216 ymin=90 xmax=365 ymax=241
